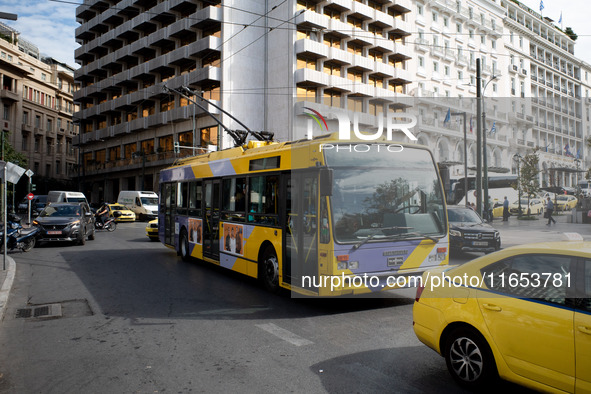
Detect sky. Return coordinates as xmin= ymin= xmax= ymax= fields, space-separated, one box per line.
xmin=0 ymin=0 xmax=589 ymax=69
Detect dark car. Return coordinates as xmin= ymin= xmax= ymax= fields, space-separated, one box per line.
xmin=33 ymin=202 xmax=95 ymax=245
xmin=447 ymin=205 xmax=501 ymax=253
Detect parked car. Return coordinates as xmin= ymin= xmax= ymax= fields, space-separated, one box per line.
xmin=555 ymin=195 xmax=578 ymax=211
xmin=447 ymin=205 xmax=500 ymax=253
xmin=508 ymin=198 xmax=544 ymax=215
xmin=146 ymin=218 xmax=158 ymax=241
xmin=33 ymin=202 xmax=95 ymax=245
xmin=17 ymin=195 xmax=47 ymax=215
xmin=413 ymin=240 xmax=591 ymax=392
xmin=106 ymin=203 xmax=136 ymax=222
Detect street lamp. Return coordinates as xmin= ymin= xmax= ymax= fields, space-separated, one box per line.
xmin=514 ymin=153 xmax=522 ymax=216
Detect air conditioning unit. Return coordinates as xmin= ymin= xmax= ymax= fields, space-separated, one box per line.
xmin=521 ymin=69 xmax=527 ymax=76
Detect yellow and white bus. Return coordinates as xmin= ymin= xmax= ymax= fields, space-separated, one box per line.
xmin=158 ymin=133 xmax=449 ymax=296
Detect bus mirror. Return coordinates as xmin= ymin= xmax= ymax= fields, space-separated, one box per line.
xmin=320 ymin=168 xmax=333 ymax=196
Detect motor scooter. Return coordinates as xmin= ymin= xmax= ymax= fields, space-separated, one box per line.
xmin=0 ymin=214 xmax=40 ymax=252
xmin=94 ymin=211 xmax=119 ymax=232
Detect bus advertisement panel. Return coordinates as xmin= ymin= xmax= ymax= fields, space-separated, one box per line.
xmin=158 ymin=133 xmax=448 ymax=296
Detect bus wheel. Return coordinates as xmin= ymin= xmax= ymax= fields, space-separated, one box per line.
xmin=261 ymin=247 xmax=279 ymax=293
xmin=180 ymin=230 xmax=191 ymax=262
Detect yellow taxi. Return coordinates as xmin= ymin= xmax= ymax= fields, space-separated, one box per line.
xmin=146 ymin=218 xmax=158 ymax=241
xmin=555 ymin=195 xmax=578 ymax=211
xmin=413 ymin=240 xmax=591 ymax=392
xmin=107 ymin=204 xmax=136 ymax=222
xmin=508 ymin=198 xmax=545 ymax=215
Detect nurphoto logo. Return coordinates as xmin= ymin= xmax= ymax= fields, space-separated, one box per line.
xmin=304 ymin=108 xmax=417 ymax=153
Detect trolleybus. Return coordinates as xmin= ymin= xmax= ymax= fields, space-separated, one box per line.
xmin=158 ymin=133 xmax=449 ymax=296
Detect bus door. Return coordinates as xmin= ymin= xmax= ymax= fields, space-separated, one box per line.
xmin=284 ymin=171 xmax=318 ymax=290
xmin=203 ymin=180 xmax=221 ymax=259
xmin=163 ymin=183 xmax=176 ymax=246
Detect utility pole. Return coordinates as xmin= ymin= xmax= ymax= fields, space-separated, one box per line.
xmin=476 ymin=59 xmax=482 ymax=216
xmin=451 ymin=111 xmax=469 ymax=207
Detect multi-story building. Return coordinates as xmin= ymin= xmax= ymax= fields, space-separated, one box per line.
xmin=73 ymin=0 xmax=590 ymax=203
xmin=502 ymin=0 xmax=584 ymax=189
xmin=0 ymin=22 xmax=78 ymax=195
xmin=73 ymin=0 xmax=415 ymax=203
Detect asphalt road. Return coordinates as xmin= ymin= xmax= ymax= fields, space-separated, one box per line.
xmin=0 ymin=223 xmax=526 ymax=393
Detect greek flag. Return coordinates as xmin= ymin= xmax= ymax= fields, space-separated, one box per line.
xmin=558 ymin=12 xmax=562 ymax=24
xmin=490 ymin=121 xmax=496 ymax=134
xmin=540 ymin=0 xmax=544 ymax=12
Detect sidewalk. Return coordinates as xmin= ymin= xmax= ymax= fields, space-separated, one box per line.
xmin=491 ymin=211 xmax=591 ymax=247
xmin=0 ymin=255 xmax=16 ymax=323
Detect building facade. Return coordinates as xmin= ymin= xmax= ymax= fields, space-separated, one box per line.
xmin=73 ymin=0 xmax=591 ymax=203
xmin=0 ymin=22 xmax=78 ymax=195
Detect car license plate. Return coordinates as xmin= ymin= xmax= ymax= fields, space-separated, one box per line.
xmin=473 ymin=241 xmax=488 ymax=246
xmin=47 ymin=230 xmax=62 ymax=235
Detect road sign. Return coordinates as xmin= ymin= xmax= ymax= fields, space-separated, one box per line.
xmin=26 ymin=193 xmax=34 ymax=201
xmin=25 ymin=169 xmax=34 ymax=178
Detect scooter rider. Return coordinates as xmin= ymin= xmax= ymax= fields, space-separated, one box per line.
xmin=96 ymin=204 xmax=109 ymax=227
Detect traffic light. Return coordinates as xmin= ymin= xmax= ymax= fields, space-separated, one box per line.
xmin=174 ymin=142 xmax=180 ymax=154
xmin=31 ymin=184 xmax=36 ymax=191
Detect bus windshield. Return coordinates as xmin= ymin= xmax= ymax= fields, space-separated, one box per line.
xmin=324 ymin=146 xmax=446 ymax=243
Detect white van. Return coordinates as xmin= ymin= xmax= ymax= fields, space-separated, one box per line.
xmin=117 ymin=191 xmax=159 ymax=220
xmin=47 ymin=191 xmax=89 ymax=205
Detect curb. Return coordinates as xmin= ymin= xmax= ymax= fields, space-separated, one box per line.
xmin=0 ymin=256 xmax=16 ymax=323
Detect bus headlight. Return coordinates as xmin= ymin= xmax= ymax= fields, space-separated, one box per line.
xmin=337 ymin=262 xmax=348 ymax=270
xmin=349 ymin=261 xmax=359 ymax=270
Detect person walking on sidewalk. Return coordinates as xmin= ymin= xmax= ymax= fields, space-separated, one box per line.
xmin=546 ymin=197 xmax=556 ymax=225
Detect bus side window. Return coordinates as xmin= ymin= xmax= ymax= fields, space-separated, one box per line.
xmin=189 ymin=181 xmax=201 ymax=217
xmin=136 ymin=197 xmax=141 ymax=206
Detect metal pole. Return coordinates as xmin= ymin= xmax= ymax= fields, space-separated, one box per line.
xmin=3 ymin=164 xmax=6 ymax=270
xmin=463 ymin=113 xmax=468 ymax=208
xmin=28 ymin=176 xmax=32 ymax=225
xmin=517 ymin=158 xmax=522 ymax=215
xmin=452 ymin=111 xmax=469 ymax=207
xmin=482 ymin=103 xmax=488 ymax=220
xmin=476 ymin=59 xmax=482 ymax=216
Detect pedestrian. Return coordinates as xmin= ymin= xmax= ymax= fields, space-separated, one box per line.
xmin=546 ymin=196 xmax=556 ymax=225
xmin=487 ymin=196 xmax=494 ymax=222
xmin=502 ymin=196 xmax=510 ymax=221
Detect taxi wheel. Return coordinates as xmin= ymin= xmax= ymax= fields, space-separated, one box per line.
xmin=444 ymin=326 xmax=497 ymax=389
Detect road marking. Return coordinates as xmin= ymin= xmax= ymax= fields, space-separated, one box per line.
xmin=256 ymin=323 xmax=313 ymax=346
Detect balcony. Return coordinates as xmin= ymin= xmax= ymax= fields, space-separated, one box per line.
xmin=295 ymin=10 xmax=329 ymax=30
xmin=0 ymin=89 xmax=19 ymax=102
xmin=294 ymin=68 xmax=329 ymax=87
xmin=295 ymin=39 xmax=329 ymax=58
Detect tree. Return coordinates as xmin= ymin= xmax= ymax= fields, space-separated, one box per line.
xmin=515 ymin=152 xmax=540 ymax=216
xmin=565 ymin=27 xmax=578 ymax=41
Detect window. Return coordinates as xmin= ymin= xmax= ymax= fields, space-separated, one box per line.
xmin=222 ymin=177 xmax=247 ymax=221
xmin=577 ymin=260 xmax=591 ymax=312
xmin=188 ymin=181 xmax=202 ymax=217
xmin=3 ymin=104 xmax=9 ymax=121
xmin=47 ymin=118 xmax=53 ymax=132
xmin=433 ymin=61 xmax=439 ymax=73
xmin=248 ymin=175 xmax=279 ymax=225
xmin=417 ymin=4 xmax=423 ymax=15
xmin=22 ymin=135 xmax=27 ymax=151
xmin=456 ymin=23 xmax=462 ymax=33
xmin=200 ymin=127 xmax=217 ymax=147
xmin=418 ymin=56 xmax=424 ymax=68
xmin=432 ymin=11 xmax=438 ymax=23
xmin=41 ymin=73 xmax=46 ymax=81
xmin=444 ymin=65 xmax=450 ymax=77
xmin=481 ymin=255 xmax=573 ymax=306
xmin=443 ymin=16 xmax=449 ymax=28
xmin=34 ymin=137 xmax=40 ymax=152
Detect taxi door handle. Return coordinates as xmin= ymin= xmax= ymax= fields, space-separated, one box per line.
xmin=482 ymin=303 xmax=502 ymax=312
xmin=578 ymin=326 xmax=591 ymax=335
